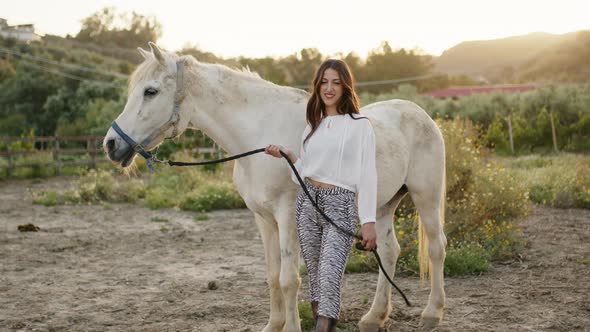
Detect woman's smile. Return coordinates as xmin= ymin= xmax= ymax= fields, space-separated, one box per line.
xmin=320 ymin=68 xmax=343 ymax=108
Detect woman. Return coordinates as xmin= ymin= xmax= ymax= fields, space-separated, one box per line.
xmin=265 ymin=59 xmax=377 ymax=331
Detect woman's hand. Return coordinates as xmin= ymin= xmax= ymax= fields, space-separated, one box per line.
xmin=359 ymin=222 xmax=377 ymax=251
xmin=265 ymin=144 xmax=295 ymax=162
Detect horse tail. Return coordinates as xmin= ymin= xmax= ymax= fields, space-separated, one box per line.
xmin=418 ymin=165 xmax=446 ymax=285
xmin=418 ymin=216 xmax=428 ymax=285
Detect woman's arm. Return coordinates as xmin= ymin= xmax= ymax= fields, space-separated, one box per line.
xmin=357 ymin=121 xmax=378 ymax=250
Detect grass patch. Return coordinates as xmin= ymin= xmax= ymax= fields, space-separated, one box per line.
xmin=32 ymin=169 xmax=146 ymax=205
xmin=31 ymin=151 xmax=247 ymax=214
xmin=143 ymin=153 xmax=246 ymax=212
xmin=150 ymin=216 xmax=169 ymax=222
xmin=179 ymin=183 xmax=246 ymax=212
xmin=500 ymin=154 xmax=590 ymax=209
xmin=32 ymin=190 xmax=79 ymax=206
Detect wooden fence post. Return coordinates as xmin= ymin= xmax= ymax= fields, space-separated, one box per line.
xmin=88 ymin=137 xmax=96 ymax=169
xmin=53 ymin=135 xmax=61 ymax=175
xmin=507 ymin=111 xmax=514 ymax=155
xmin=6 ymin=140 xmax=12 ymax=177
xmin=550 ymin=109 xmax=558 ymax=153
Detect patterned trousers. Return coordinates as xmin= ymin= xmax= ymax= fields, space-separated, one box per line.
xmin=295 ymin=178 xmax=358 ymax=319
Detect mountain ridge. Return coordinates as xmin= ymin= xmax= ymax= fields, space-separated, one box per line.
xmin=434 ymin=30 xmax=586 ymax=81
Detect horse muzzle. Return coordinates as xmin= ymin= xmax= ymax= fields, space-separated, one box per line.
xmin=103 ymin=134 xmax=136 ymax=167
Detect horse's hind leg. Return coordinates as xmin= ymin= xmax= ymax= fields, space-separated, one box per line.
xmin=407 ymin=160 xmax=447 ymax=328
xmin=254 ymin=212 xmax=286 ymax=332
xmin=359 ymin=188 xmax=406 ymax=332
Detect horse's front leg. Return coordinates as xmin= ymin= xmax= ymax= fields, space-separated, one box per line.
xmin=254 ymin=212 xmax=287 ymax=332
xmin=276 ymin=197 xmax=302 ymax=332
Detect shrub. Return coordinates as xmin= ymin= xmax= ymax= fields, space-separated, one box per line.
xmin=179 ymin=182 xmax=246 ymax=212
xmin=32 ymin=169 xmax=146 ymax=205
xmin=32 ymin=190 xmax=67 ymax=206
xmin=31 ymin=153 xmax=248 ymax=214
xmin=77 ymin=169 xmax=145 ymax=203
xmin=502 ymin=154 xmax=590 ymax=209
xmin=444 ymin=243 xmax=491 ymax=276
xmin=144 ymin=186 xmax=178 ymax=209
xmin=529 ymin=184 xmax=553 ymax=204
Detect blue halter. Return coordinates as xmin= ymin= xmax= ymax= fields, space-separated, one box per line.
xmin=111 ymin=61 xmax=184 ymax=172
xmin=110 ymin=121 xmax=156 ymax=172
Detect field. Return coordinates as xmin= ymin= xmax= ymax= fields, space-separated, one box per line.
xmin=1 ymin=177 xmax=589 ymax=331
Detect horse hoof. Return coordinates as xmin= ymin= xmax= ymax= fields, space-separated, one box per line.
xmin=418 ymin=317 xmax=440 ymax=331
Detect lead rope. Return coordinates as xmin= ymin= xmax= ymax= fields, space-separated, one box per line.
xmin=159 ymin=148 xmax=411 ymax=306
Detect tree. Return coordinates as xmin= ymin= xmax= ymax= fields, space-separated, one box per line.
xmin=75 ymin=7 xmax=163 ymax=49
xmin=281 ymin=48 xmax=324 ymax=87
xmin=0 ymin=59 xmax=16 ymax=81
xmin=363 ymin=41 xmax=432 ymax=94
xmin=0 ymin=66 xmax=63 ymax=135
xmin=238 ymin=56 xmax=287 ymax=85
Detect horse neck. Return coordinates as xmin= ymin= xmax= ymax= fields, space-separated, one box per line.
xmin=183 ymin=63 xmax=308 ymax=155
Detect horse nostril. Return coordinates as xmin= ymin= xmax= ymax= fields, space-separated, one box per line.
xmin=106 ymin=139 xmax=116 ymax=152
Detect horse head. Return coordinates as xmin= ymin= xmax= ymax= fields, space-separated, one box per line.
xmin=103 ymin=42 xmax=189 ymax=168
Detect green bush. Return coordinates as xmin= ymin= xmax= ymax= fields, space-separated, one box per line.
xmin=31 ymin=154 xmax=248 ymax=214
xmin=32 ymin=169 xmax=146 ymax=205
xmin=362 ymin=84 xmax=590 ymax=154
xmin=529 ymin=184 xmax=553 ymax=205
xmin=441 ymin=119 xmax=528 ymax=260
xmin=32 ymin=191 xmax=68 ymax=206
xmin=503 ymin=154 xmax=590 ymax=209
xmin=144 ymin=187 xmax=177 ymax=209
xmin=179 ymin=182 xmax=246 ymax=212
xmin=444 ymin=243 xmax=491 ymax=276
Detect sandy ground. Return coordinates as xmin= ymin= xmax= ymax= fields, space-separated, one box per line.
xmin=1 ymin=177 xmax=589 ymax=332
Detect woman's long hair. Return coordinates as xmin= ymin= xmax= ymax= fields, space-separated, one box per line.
xmin=304 ymin=59 xmax=361 ymax=145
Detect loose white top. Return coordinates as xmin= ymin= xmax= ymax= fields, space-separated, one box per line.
xmin=290 ymin=113 xmax=377 ymax=224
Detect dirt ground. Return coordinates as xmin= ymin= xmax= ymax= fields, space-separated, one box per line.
xmin=1 ymin=177 xmax=589 ymax=332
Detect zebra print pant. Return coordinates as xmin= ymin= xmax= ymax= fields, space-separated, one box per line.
xmin=295 ymin=178 xmax=358 ymax=319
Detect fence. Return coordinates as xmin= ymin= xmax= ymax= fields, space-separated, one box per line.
xmin=0 ymin=136 xmax=218 ymax=176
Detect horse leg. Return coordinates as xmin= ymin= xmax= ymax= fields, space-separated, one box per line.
xmin=275 ymin=198 xmax=302 ymax=332
xmin=408 ymin=177 xmax=446 ymax=328
xmin=254 ymin=212 xmax=286 ymax=332
xmin=359 ymin=190 xmax=405 ymax=332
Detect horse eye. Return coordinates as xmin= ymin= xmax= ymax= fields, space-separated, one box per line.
xmin=144 ymin=87 xmax=158 ymax=97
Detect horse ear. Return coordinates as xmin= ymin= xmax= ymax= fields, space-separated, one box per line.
xmin=137 ymin=47 xmax=151 ymax=60
xmin=148 ymin=41 xmax=166 ymax=65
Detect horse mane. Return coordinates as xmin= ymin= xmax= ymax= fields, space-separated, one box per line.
xmin=128 ymin=52 xmax=308 ymax=98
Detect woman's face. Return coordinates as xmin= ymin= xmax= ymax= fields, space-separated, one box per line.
xmin=320 ymin=68 xmax=343 ymax=110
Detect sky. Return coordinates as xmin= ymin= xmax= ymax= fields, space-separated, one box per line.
xmin=2 ymin=0 xmax=588 ymax=59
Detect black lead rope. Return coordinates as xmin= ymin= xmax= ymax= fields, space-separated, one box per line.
xmin=163 ymin=148 xmax=411 ymax=306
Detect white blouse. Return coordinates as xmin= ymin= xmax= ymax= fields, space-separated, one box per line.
xmin=290 ymin=113 xmax=377 ymax=225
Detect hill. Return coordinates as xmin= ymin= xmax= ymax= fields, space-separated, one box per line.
xmin=434 ymin=31 xmax=585 ymax=82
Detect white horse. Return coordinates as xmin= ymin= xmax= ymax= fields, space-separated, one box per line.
xmin=103 ymin=42 xmax=447 ymax=331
